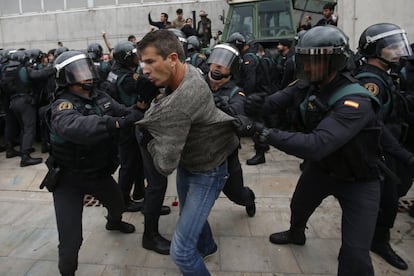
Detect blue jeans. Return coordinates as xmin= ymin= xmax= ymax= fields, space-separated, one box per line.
xmin=170 ymin=161 xmax=228 ymax=276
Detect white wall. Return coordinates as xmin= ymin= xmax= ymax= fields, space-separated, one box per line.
xmin=0 ymin=0 xmax=228 ymax=51
xmin=338 ymin=0 xmax=414 ymax=51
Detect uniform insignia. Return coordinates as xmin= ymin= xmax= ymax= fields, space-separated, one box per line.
xmin=57 ymin=101 xmax=73 ymax=111
xmin=133 ymin=72 xmax=140 ymax=80
xmin=238 ymin=91 xmax=246 ymax=97
xmin=364 ymin=83 xmax=379 ymax=96
xmin=244 ymin=61 xmax=250 ymax=65
xmin=343 ymin=100 xmax=359 ymax=109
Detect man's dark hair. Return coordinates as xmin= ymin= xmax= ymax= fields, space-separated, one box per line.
xmin=161 ymin=12 xmax=168 ymax=20
xmin=176 ymin=8 xmax=183 ymax=14
xmin=137 ymin=29 xmax=186 ymax=62
xmin=323 ymin=3 xmax=335 ymax=10
xmin=128 ymin=35 xmax=136 ymax=42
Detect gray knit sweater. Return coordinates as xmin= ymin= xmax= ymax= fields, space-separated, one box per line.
xmin=137 ymin=65 xmax=239 ymax=176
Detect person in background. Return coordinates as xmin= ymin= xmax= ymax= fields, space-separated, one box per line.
xmin=315 ymin=3 xmax=338 ymax=26
xmin=172 ymin=8 xmax=185 ymax=29
xmin=148 ymin=12 xmax=171 ymax=30
xmin=197 ymin=10 xmax=212 ymax=48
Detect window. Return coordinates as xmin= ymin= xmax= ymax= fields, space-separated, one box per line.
xmin=258 ymin=0 xmax=294 ymax=39
xmin=22 ymin=0 xmax=42 ymax=13
xmin=67 ymin=0 xmax=88 ymax=9
xmin=228 ymin=5 xmax=254 ymax=39
xmin=44 ymin=0 xmax=65 ymax=11
xmin=0 ymin=0 xmax=20 ymax=15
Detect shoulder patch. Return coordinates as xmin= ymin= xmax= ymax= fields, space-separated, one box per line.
xmin=133 ymin=72 xmax=140 ymax=80
xmin=363 ymin=83 xmax=379 ymax=96
xmin=244 ymin=61 xmax=250 ymax=65
xmin=238 ymin=91 xmax=246 ymax=97
xmin=343 ymin=100 xmax=359 ymax=109
xmin=57 ymin=101 xmax=73 ymax=111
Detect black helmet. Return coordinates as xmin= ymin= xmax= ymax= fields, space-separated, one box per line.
xmin=55 ymin=46 xmax=69 ymax=58
xmin=207 ymin=43 xmax=241 ymax=76
xmin=187 ymin=35 xmax=200 ymax=51
xmin=226 ymin=32 xmax=246 ymax=53
xmin=113 ymin=41 xmax=138 ymax=67
xmin=26 ymin=49 xmax=43 ymax=64
xmin=11 ymin=50 xmax=28 ymax=63
xmin=54 ymin=50 xmax=99 ymax=88
xmin=168 ymin=28 xmax=188 ymax=59
xmin=87 ymin=43 xmax=103 ymax=61
xmin=295 ymin=25 xmax=350 ymax=84
xmin=358 ymin=23 xmax=412 ymax=65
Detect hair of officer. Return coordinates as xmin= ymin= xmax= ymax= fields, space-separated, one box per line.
xmin=137 ymin=29 xmax=186 ymax=62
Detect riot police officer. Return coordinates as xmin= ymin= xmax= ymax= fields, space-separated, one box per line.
xmin=106 ymin=41 xmax=146 ymax=212
xmin=87 ymin=42 xmax=111 ymax=83
xmin=205 ymin=43 xmax=256 ymax=217
xmin=186 ymin=35 xmax=209 ymax=75
xmin=237 ymin=26 xmax=383 ymax=276
xmin=48 ymin=51 xmax=141 ymax=276
xmin=355 ymin=23 xmax=413 ymax=270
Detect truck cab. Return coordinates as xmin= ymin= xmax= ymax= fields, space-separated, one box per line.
xmin=220 ymin=0 xmax=337 ymax=49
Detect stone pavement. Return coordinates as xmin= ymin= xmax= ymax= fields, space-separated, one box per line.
xmin=0 ymin=138 xmax=413 ymax=276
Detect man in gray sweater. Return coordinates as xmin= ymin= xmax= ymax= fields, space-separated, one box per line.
xmin=137 ymin=29 xmax=239 ymax=276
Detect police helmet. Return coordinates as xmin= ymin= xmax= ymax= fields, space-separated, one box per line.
xmin=10 ymin=50 xmax=28 ymax=63
xmin=358 ymin=23 xmax=412 ymax=65
xmin=168 ymin=28 xmax=188 ymax=59
xmin=295 ymin=25 xmax=350 ymax=84
xmin=26 ymin=49 xmax=43 ymax=64
xmin=87 ymin=43 xmax=103 ymax=62
xmin=54 ymin=46 xmax=69 ymax=58
xmin=226 ymin=32 xmax=246 ymax=53
xmin=187 ymin=35 xmax=200 ymax=51
xmin=54 ymin=50 xmax=99 ymax=88
xmin=207 ymin=43 xmax=241 ymax=76
xmin=113 ymin=41 xmax=139 ymax=67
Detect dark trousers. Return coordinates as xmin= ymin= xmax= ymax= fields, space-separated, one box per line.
xmin=3 ymin=95 xmax=19 ymax=148
xmin=222 ymin=148 xmax=254 ymax=206
xmin=52 ymin=171 xmax=125 ymax=275
xmin=118 ymin=128 xmax=145 ymax=200
xmin=139 ymin=142 xmax=168 ymax=220
xmin=9 ymin=95 xmax=36 ymax=153
xmin=290 ymin=162 xmax=380 ymax=276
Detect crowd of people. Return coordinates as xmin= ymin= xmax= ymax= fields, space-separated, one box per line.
xmin=0 ymin=5 xmax=414 ymax=276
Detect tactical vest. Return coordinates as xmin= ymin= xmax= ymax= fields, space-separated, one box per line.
xmin=102 ymin=68 xmax=137 ymax=105
xmin=299 ymin=82 xmax=382 ymax=181
xmin=48 ymin=92 xmax=119 ymax=175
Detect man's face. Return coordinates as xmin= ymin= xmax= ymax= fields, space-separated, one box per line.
xmin=209 ymin=63 xmax=231 ymax=76
xmin=381 ymin=41 xmax=406 ymax=63
xmin=322 ymin=8 xmax=333 ymax=19
xmin=161 ymin=14 xmax=167 ymax=22
xmin=140 ymin=46 xmax=174 ymax=88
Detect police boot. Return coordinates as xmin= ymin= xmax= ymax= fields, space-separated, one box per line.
xmin=124 ymin=197 xmax=143 ymax=212
xmin=105 ymin=219 xmax=135 ymax=233
xmin=409 ymin=204 xmax=414 ymax=218
xmin=20 ymin=153 xmax=42 ymax=167
xmin=6 ymin=147 xmax=20 ymax=159
xmin=269 ymin=228 xmax=306 ymax=245
xmin=371 ymin=229 xmax=408 ymax=270
xmin=246 ymin=150 xmax=265 ymax=165
xmin=142 ymin=217 xmax=171 ymax=255
xmin=41 ymin=141 xmax=50 ymax=153
xmin=245 ymin=188 xmax=256 ymax=217
xmin=144 ymin=205 xmax=171 ymax=216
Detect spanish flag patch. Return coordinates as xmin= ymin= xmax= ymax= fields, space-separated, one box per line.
xmin=343 ymin=100 xmax=359 ymax=109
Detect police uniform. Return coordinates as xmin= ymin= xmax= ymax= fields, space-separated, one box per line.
xmin=355 ymin=63 xmax=413 ymax=268
xmin=262 ymin=75 xmax=382 ymax=276
xmin=107 ymin=63 xmax=146 ymax=206
xmin=49 ymin=88 xmax=140 ymax=275
xmin=207 ymin=77 xmax=256 ymax=215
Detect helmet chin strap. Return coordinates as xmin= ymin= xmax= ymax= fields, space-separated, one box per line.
xmin=378 ymin=56 xmax=402 ymax=72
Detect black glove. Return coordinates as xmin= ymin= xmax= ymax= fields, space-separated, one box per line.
xmin=232 ymin=115 xmax=264 ymax=137
xmin=214 ymin=95 xmax=235 ymax=115
xmin=140 ymin=128 xmax=154 ymax=148
xmin=118 ymin=109 xmax=143 ymax=128
xmin=244 ymin=92 xmax=267 ymax=118
xmin=136 ymin=76 xmax=159 ymax=104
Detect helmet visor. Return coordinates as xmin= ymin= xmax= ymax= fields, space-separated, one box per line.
xmin=207 ymin=44 xmax=239 ymax=68
xmin=378 ymin=33 xmax=412 ymax=63
xmin=61 ymin=55 xmax=99 ymax=84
